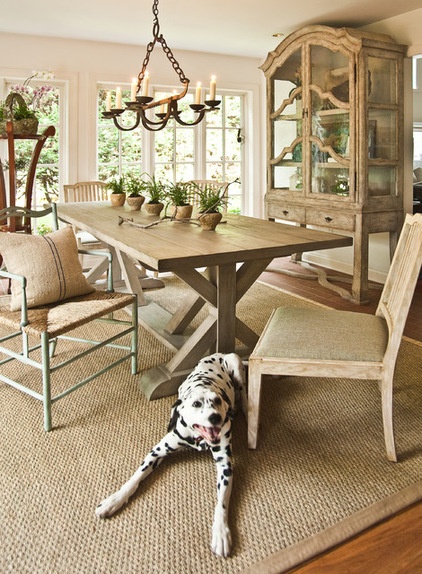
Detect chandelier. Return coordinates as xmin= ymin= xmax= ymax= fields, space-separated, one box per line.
xmin=102 ymin=0 xmax=220 ymax=132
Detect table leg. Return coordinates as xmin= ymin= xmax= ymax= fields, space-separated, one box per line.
xmin=138 ymin=258 xmax=273 ymax=399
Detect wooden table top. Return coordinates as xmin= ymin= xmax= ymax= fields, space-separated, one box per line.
xmin=57 ymin=202 xmax=353 ymax=272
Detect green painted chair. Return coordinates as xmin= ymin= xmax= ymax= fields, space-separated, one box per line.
xmin=0 ymin=204 xmax=138 ymax=431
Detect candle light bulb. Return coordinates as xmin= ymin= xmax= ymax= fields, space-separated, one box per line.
xmin=142 ymin=71 xmax=150 ymax=97
xmin=106 ymin=91 xmax=112 ymax=112
xmin=209 ymin=75 xmax=217 ymax=101
xmin=195 ymin=82 xmax=202 ymax=105
xmin=115 ymin=87 xmax=122 ymax=109
xmin=131 ymin=78 xmax=137 ymax=101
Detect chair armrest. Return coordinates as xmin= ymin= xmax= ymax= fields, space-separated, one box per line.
xmin=0 ymin=269 xmax=28 ymax=326
xmin=77 ymin=249 xmax=114 ymax=292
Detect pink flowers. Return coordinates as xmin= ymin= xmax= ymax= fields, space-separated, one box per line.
xmin=9 ymin=70 xmax=55 ymax=112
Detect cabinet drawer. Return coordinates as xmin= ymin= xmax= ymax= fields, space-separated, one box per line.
xmin=306 ymin=209 xmax=355 ymax=231
xmin=267 ymin=204 xmax=305 ymax=223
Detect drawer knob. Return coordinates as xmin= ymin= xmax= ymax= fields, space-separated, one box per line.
xmin=282 ymin=210 xmax=289 ymax=216
xmin=325 ymin=216 xmax=333 ymax=223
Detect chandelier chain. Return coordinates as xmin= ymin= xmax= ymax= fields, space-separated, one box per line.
xmin=104 ymin=0 xmax=219 ymax=131
xmin=139 ymin=0 xmax=188 ymax=85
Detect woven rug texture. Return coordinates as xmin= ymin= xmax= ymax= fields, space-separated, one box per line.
xmin=1 ymin=278 xmax=421 ymax=574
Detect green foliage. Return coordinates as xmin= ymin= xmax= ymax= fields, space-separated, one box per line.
xmin=126 ymin=174 xmax=145 ymax=197
xmin=12 ymin=103 xmax=37 ymax=120
xmin=192 ymin=182 xmax=228 ymax=213
xmin=36 ymin=222 xmax=52 ymax=236
xmin=106 ymin=176 xmax=126 ymax=194
xmin=142 ymin=173 xmax=165 ymax=203
xmin=165 ymin=181 xmax=190 ymax=206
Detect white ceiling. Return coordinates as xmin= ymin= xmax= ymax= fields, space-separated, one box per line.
xmin=1 ymin=0 xmax=420 ymax=58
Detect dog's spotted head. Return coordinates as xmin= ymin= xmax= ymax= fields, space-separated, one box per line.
xmin=168 ymin=385 xmax=232 ymax=446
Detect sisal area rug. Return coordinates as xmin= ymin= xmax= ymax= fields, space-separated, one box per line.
xmin=1 ymin=278 xmax=421 ymax=574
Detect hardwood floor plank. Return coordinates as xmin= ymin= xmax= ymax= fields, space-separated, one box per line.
xmin=289 ymin=502 xmax=422 ymax=573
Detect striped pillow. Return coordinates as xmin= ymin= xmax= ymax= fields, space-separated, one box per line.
xmin=0 ymin=225 xmax=95 ymax=311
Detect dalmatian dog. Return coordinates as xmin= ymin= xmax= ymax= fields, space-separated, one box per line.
xmin=95 ymin=352 xmax=247 ymax=558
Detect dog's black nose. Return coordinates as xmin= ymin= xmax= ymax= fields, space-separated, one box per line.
xmin=209 ymin=413 xmax=222 ymax=426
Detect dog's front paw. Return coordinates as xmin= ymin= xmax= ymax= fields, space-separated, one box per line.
xmin=95 ymin=490 xmax=128 ymax=518
xmin=212 ymin=521 xmax=232 ymax=557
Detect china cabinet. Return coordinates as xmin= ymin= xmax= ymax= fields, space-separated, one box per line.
xmin=0 ymin=121 xmax=55 ymax=232
xmin=262 ymin=26 xmax=406 ymax=303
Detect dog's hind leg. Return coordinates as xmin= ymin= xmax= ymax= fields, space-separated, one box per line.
xmin=95 ymin=431 xmax=181 ymax=518
xmin=210 ymin=439 xmax=234 ymax=557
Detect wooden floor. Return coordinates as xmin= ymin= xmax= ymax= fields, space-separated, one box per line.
xmin=260 ymin=257 xmax=422 ymax=342
xmin=259 ymin=258 xmax=422 ymax=573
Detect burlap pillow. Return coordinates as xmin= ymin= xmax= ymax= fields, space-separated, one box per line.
xmin=0 ymin=226 xmax=95 ymax=311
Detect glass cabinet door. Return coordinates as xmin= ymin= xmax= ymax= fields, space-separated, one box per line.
xmin=308 ymin=44 xmax=353 ymax=199
xmin=365 ymin=55 xmax=399 ymax=198
xmin=270 ymin=48 xmax=303 ymax=193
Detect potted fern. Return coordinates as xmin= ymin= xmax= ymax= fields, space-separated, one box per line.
xmin=143 ymin=174 xmax=165 ymax=216
xmin=165 ymin=181 xmax=193 ymax=220
xmin=107 ymin=176 xmax=126 ymax=207
xmin=192 ymin=182 xmax=228 ymax=230
xmin=126 ymin=174 xmax=145 ymax=211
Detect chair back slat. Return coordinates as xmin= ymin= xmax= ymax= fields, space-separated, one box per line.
xmin=186 ymin=180 xmax=229 ymax=212
xmin=63 ymin=181 xmax=108 ymax=203
xmin=376 ymin=213 xmax=422 ymax=355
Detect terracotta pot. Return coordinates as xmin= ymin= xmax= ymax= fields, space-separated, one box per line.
xmin=144 ymin=202 xmax=164 ymax=216
xmin=198 ymin=211 xmax=222 ymax=231
xmin=171 ymin=204 xmax=193 ymax=220
xmin=127 ymin=195 xmax=145 ymax=211
xmin=110 ymin=193 xmax=126 ymax=207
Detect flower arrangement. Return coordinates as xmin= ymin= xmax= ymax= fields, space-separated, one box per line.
xmin=9 ymin=70 xmax=55 ymax=113
xmin=0 ymin=70 xmax=56 ymax=136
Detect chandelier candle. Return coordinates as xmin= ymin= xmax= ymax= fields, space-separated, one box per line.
xmin=102 ymin=0 xmax=220 ymax=131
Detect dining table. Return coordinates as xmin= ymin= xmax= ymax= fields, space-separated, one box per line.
xmin=57 ymin=201 xmax=353 ymax=399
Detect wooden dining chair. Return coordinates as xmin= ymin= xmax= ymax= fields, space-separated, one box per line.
xmin=248 ymin=213 xmax=422 ymax=462
xmin=0 ymin=204 xmax=138 ymax=431
xmin=62 ymin=181 xmax=112 ymax=283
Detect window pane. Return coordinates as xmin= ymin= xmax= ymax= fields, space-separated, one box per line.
xmin=97 ymin=87 xmax=142 ymax=179
xmin=6 ymin=80 xmax=60 ymax=208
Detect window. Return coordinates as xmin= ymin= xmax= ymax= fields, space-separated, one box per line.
xmin=97 ymin=88 xmax=143 ymax=180
xmin=97 ymin=86 xmax=244 ymax=212
xmin=3 ymin=77 xmax=61 ymax=209
xmin=203 ymin=95 xmax=243 ymax=213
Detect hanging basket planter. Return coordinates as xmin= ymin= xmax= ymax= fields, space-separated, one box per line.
xmin=0 ymin=93 xmax=39 ymax=137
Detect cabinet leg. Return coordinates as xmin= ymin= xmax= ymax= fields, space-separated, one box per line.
xmin=352 ymin=225 xmax=369 ymax=304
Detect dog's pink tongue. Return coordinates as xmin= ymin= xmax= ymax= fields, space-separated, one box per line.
xmin=194 ymin=425 xmax=220 ymax=443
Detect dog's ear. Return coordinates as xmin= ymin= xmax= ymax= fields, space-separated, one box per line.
xmin=168 ymin=399 xmax=182 ymax=432
xmin=227 ymin=407 xmax=235 ymax=420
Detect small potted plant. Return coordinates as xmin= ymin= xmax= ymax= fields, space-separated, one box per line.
xmin=0 ymin=93 xmax=39 ymax=137
xmin=126 ymin=174 xmax=146 ymax=211
xmin=193 ymin=182 xmax=228 ymax=230
xmin=165 ymin=181 xmax=193 ymax=220
xmin=107 ymin=176 xmax=126 ymax=207
xmin=143 ymin=174 xmax=166 ymax=216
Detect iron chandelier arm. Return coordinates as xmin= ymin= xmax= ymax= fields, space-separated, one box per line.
xmin=102 ymin=0 xmax=219 ymax=132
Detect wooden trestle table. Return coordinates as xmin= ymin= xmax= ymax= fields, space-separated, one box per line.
xmin=57 ymin=202 xmax=353 ymax=399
